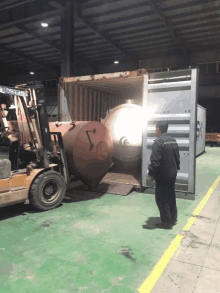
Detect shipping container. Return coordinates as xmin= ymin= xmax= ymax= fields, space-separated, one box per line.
xmin=58 ymin=69 xmax=199 ymax=197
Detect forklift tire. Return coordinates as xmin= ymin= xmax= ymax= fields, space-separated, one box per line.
xmin=29 ymin=170 xmax=66 ymax=211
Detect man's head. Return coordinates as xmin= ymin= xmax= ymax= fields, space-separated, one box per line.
xmin=155 ymin=121 xmax=168 ymax=137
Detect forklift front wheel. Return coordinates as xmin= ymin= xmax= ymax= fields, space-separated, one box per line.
xmin=29 ymin=170 xmax=66 ymax=211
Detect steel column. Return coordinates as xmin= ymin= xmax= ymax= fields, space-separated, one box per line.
xmin=61 ymin=0 xmax=75 ymax=77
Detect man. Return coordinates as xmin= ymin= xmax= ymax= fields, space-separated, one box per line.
xmin=147 ymin=121 xmax=180 ymax=229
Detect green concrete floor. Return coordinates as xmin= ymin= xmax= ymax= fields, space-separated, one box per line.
xmin=0 ymin=147 xmax=219 ymax=293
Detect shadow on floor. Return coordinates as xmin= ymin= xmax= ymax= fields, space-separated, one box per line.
xmin=64 ymin=188 xmax=106 ymax=203
xmin=0 ymin=202 xmax=44 ymax=221
xmin=142 ymin=217 xmax=161 ymax=229
xmin=0 ymin=189 xmax=106 ymax=221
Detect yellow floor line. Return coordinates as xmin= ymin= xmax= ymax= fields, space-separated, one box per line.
xmin=138 ymin=234 xmax=185 ymax=293
xmin=182 ymin=216 xmax=196 ymax=232
xmin=138 ymin=175 xmax=220 ymax=293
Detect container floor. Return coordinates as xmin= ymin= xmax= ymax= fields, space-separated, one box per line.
xmin=0 ymin=147 xmax=219 ymax=293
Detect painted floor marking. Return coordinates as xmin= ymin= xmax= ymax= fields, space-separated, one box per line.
xmin=138 ymin=175 xmax=220 ymax=293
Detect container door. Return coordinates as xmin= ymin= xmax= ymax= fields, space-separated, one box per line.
xmin=196 ymin=105 xmax=206 ymax=157
xmin=142 ymin=69 xmax=198 ymax=194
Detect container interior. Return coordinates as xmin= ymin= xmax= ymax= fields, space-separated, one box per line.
xmin=60 ymin=73 xmax=145 ymax=189
xmin=59 ymin=74 xmax=145 ymax=122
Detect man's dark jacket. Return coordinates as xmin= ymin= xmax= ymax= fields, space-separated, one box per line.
xmin=148 ymin=133 xmax=180 ymax=184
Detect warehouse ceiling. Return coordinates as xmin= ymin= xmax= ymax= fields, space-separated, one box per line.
xmin=0 ymin=0 xmax=220 ymax=76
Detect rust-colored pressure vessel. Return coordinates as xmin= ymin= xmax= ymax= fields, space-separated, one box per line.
xmin=103 ymin=103 xmax=143 ymax=174
xmin=49 ymin=121 xmax=113 ymax=189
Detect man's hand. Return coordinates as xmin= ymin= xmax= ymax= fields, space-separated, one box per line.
xmin=147 ymin=175 xmax=154 ymax=182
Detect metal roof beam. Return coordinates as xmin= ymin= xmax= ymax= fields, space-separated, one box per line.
xmin=128 ymin=41 xmax=176 ymax=50
xmin=81 ymin=2 xmax=152 ymax=18
xmin=182 ymin=35 xmax=220 ymax=43
xmin=147 ymin=0 xmax=190 ymax=65
xmin=114 ymin=32 xmax=171 ymax=43
xmin=95 ymin=11 xmax=158 ymax=27
xmin=13 ymin=24 xmax=61 ymax=51
xmin=179 ymin=25 xmax=220 ymax=37
xmin=50 ymin=0 xmax=139 ymax=64
xmin=199 ymin=0 xmax=220 ymax=40
xmin=0 ymin=43 xmax=59 ymax=72
xmin=0 ymin=31 xmax=24 ymax=41
xmin=172 ymin=15 xmax=220 ymax=28
xmin=162 ymin=0 xmax=216 ymax=12
xmin=169 ymin=4 xmax=220 ymax=21
xmin=0 ymin=0 xmax=36 ymax=12
xmin=111 ymin=25 xmax=166 ymax=38
xmin=122 ymin=36 xmax=174 ymax=46
xmin=13 ymin=23 xmax=96 ymax=70
xmin=0 ymin=1 xmax=65 ymax=30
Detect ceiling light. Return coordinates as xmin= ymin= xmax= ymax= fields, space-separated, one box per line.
xmin=114 ymin=61 xmax=119 ymax=64
xmin=30 ymin=72 xmax=34 ymax=75
xmin=41 ymin=22 xmax=48 ymax=27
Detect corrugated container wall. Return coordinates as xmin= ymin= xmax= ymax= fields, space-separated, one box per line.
xmin=59 ymin=83 xmax=122 ymax=122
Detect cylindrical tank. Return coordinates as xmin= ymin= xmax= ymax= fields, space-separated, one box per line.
xmin=49 ymin=121 xmax=113 ymax=189
xmin=103 ymin=103 xmax=143 ymax=174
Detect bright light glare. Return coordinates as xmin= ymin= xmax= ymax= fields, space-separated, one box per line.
xmin=30 ymin=72 xmax=34 ymax=75
xmin=109 ymin=107 xmax=143 ymax=147
xmin=145 ymin=105 xmax=158 ymax=121
xmin=41 ymin=22 xmax=48 ymax=27
xmin=114 ymin=61 xmax=119 ymax=64
xmin=141 ymin=104 xmax=159 ymax=133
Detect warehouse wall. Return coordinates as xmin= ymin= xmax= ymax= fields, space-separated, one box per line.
xmin=190 ymin=49 xmax=220 ymax=64
xmin=7 ymin=66 xmax=94 ymax=86
xmin=7 ymin=71 xmax=60 ymax=86
xmin=98 ymin=60 xmax=138 ymax=74
xmin=6 ymin=49 xmax=220 ymax=85
xmin=140 ymin=54 xmax=186 ymax=69
xmin=198 ymin=85 xmax=220 ymax=99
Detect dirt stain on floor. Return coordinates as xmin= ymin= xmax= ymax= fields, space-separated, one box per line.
xmin=117 ymin=247 xmax=136 ymax=261
xmin=41 ymin=219 xmax=54 ymax=227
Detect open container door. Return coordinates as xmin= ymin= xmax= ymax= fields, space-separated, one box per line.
xmin=196 ymin=104 xmax=206 ymax=157
xmin=142 ymin=69 xmax=199 ymax=194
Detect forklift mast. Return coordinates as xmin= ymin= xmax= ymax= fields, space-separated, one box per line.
xmin=29 ymin=83 xmax=53 ymax=153
xmin=0 ymin=82 xmax=69 ymax=182
xmin=15 ymin=81 xmax=54 ymax=168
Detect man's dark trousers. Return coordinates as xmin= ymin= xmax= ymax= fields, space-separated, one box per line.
xmin=155 ymin=179 xmax=177 ymax=226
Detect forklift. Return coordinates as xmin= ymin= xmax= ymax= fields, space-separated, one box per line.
xmin=0 ymin=82 xmax=68 ymax=211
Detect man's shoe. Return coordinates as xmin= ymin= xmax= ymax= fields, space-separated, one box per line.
xmin=155 ymin=223 xmax=172 ymax=229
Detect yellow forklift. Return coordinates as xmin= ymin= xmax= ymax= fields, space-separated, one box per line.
xmin=0 ymin=82 xmax=68 ymax=211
